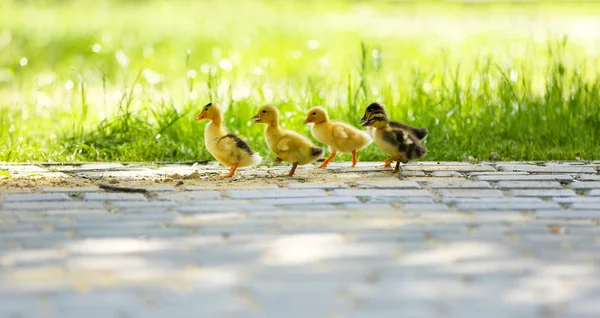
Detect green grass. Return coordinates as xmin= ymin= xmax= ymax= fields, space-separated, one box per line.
xmin=1 ymin=0 xmax=599 ymax=163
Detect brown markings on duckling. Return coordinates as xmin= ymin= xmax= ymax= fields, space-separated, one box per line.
xmin=311 ymin=147 xmax=324 ymax=157
xmin=365 ymin=103 xmax=428 ymax=140
xmin=221 ymin=134 xmax=254 ymax=156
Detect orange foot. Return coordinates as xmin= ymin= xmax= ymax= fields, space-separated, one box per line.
xmin=318 ymin=151 xmax=337 ymax=169
xmin=349 ymin=150 xmax=358 ymax=168
xmin=219 ymin=164 xmax=238 ymax=178
xmin=377 ymin=158 xmax=393 ymax=168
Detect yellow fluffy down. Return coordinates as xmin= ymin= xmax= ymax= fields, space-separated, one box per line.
xmin=310 ymin=121 xmax=372 ymax=153
xmin=265 ymin=126 xmax=323 ymax=165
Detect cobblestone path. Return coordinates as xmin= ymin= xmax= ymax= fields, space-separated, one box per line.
xmin=1 ymin=161 xmax=600 ymax=317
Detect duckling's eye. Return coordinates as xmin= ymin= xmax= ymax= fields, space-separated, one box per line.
xmin=262 ymin=110 xmax=267 ymax=114
xmin=312 ymin=112 xmax=316 ymax=116
xmin=204 ymin=108 xmax=208 ymax=111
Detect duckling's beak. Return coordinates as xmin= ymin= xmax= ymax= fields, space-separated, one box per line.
xmin=250 ymin=114 xmax=261 ymax=124
xmin=302 ymin=117 xmax=312 ymax=125
xmin=359 ymin=115 xmax=367 ymax=124
xmin=195 ymin=113 xmax=205 ymax=121
xmin=361 ymin=120 xmax=371 ymax=127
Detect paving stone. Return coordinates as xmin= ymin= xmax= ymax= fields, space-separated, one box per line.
xmin=111 ymin=201 xmax=177 ymax=209
xmin=426 ymin=180 xmax=492 ymax=189
xmin=43 ymin=209 xmax=112 ymax=216
xmin=536 ymin=210 xmax=600 ymax=218
xmin=343 ymin=203 xmax=394 ymax=210
xmin=438 ymin=189 xmax=504 ymax=198
xmin=476 ymin=174 xmax=574 ymax=182
xmin=455 ymin=200 xmax=561 ymax=211
xmin=145 ymin=186 xmax=176 ymax=192
xmin=83 ymin=193 xmax=147 ymax=201
xmin=78 ymin=163 xmax=125 ymax=170
xmin=552 ymin=197 xmax=600 ymax=204
xmin=398 ymin=170 xmax=426 ymax=177
xmin=0 ymin=164 xmax=49 ymax=172
xmin=284 ymin=204 xmax=338 ymax=210
xmin=577 ymin=174 xmax=600 ymax=181
xmin=431 ymin=171 xmax=463 ymax=177
xmin=496 ymin=181 xmax=563 ymax=189
xmin=40 ymin=187 xmax=100 ymax=193
xmin=506 ymin=189 xmax=576 ymax=197
xmin=467 ymin=171 xmax=529 ymax=176
xmin=155 ymin=191 xmax=221 ymax=201
xmin=400 ymin=204 xmax=449 ymax=211
xmin=443 ymin=197 xmax=547 ymax=204
xmin=257 ymin=196 xmax=359 ymax=206
xmin=332 ymin=189 xmax=431 ymax=197
xmin=571 ymin=202 xmax=600 ymax=210
xmin=3 ymin=193 xmax=71 ymax=202
xmin=412 ymin=161 xmax=481 ymax=166
xmin=286 ymin=183 xmax=347 ymax=189
xmin=570 ymin=181 xmax=600 ymax=190
xmin=179 ymin=204 xmax=277 ymax=213
xmin=402 ymin=164 xmax=495 ymax=172
xmin=1 ymin=201 xmax=105 ymax=210
xmin=355 ymin=180 xmax=421 ymax=189
xmin=74 ymin=169 xmax=161 ymax=179
xmin=589 ymin=189 xmax=600 ymax=196
xmin=367 ymin=197 xmax=434 ymax=204
xmin=496 ymin=164 xmax=596 ymax=174
xmin=227 ymin=189 xmax=326 ymax=199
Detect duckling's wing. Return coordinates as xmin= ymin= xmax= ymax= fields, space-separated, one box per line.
xmin=389 ymin=121 xmax=428 ymax=140
xmin=332 ymin=124 xmax=349 ymax=139
xmin=276 ymin=136 xmax=293 ymax=152
xmin=217 ymin=134 xmax=254 ymax=155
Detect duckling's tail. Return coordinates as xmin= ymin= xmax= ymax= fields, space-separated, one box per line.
xmin=311 ymin=147 xmax=324 ymax=159
xmin=250 ymin=152 xmax=263 ymax=166
xmin=407 ymin=135 xmax=428 ymax=160
xmin=412 ymin=128 xmax=428 ymax=140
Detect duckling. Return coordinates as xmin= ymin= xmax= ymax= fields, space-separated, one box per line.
xmin=359 ymin=102 xmax=428 ymax=168
xmin=195 ymin=103 xmax=262 ymax=178
xmin=302 ymin=106 xmax=372 ymax=168
xmin=251 ymin=105 xmax=323 ymax=177
xmin=362 ymin=110 xmax=428 ymax=174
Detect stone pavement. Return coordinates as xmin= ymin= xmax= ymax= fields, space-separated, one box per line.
xmin=1 ymin=161 xmax=600 ymax=318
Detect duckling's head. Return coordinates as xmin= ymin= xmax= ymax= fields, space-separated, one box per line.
xmin=251 ymin=104 xmax=279 ymax=125
xmin=302 ymin=107 xmax=328 ymax=125
xmin=195 ymin=103 xmax=222 ymax=121
xmin=359 ymin=103 xmax=388 ymax=125
xmin=361 ymin=112 xmax=389 ymax=129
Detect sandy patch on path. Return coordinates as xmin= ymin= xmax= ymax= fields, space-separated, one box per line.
xmin=0 ymin=166 xmax=400 ymax=193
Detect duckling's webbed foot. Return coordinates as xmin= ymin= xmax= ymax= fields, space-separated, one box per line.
xmin=318 ymin=151 xmax=337 ymax=168
xmin=220 ymin=163 xmax=238 ymax=178
xmin=350 ymin=150 xmax=358 ymax=168
xmin=288 ymin=162 xmax=299 ymax=177
xmin=377 ymin=157 xmax=393 ymax=168
xmin=392 ymin=161 xmax=401 ymax=174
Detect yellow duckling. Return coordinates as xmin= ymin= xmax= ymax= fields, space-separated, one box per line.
xmin=302 ymin=106 xmax=372 ymax=168
xmin=359 ymin=102 xmax=428 ymax=168
xmin=251 ymin=105 xmax=323 ymax=177
xmin=196 ymin=103 xmax=262 ymax=178
xmin=362 ymin=109 xmax=428 ymax=174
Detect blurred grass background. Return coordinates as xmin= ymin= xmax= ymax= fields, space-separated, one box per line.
xmin=1 ymin=0 xmax=599 ymax=163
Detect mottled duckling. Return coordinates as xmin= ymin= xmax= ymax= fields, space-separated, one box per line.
xmin=360 ymin=103 xmax=428 ymax=139
xmin=196 ymin=103 xmax=262 ymax=177
xmin=360 ymin=102 xmax=428 ymax=168
xmin=303 ymin=106 xmax=372 ymax=168
xmin=251 ymin=105 xmax=323 ymax=177
xmin=362 ymin=110 xmax=428 ymax=174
